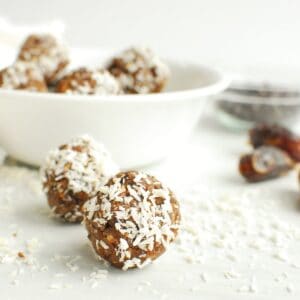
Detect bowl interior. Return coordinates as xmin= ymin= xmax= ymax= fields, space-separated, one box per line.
xmin=0 ymin=46 xmax=228 ymax=100
xmin=67 ymin=47 xmax=225 ymax=93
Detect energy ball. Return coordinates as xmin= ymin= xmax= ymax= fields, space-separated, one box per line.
xmin=0 ymin=62 xmax=47 ymax=92
xmin=17 ymin=34 xmax=69 ymax=85
xmin=55 ymin=68 xmax=121 ymax=95
xmin=107 ymin=47 xmax=170 ymax=94
xmin=42 ymin=135 xmax=119 ymax=223
xmin=83 ymin=171 xmax=181 ymax=270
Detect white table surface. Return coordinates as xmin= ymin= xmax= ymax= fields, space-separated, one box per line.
xmin=0 ymin=110 xmax=300 ymax=300
xmin=0 ymin=2 xmax=300 ymax=298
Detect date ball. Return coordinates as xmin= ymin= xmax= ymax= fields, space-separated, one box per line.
xmin=107 ymin=47 xmax=170 ymax=94
xmin=55 ymin=68 xmax=121 ymax=95
xmin=83 ymin=171 xmax=181 ymax=270
xmin=17 ymin=34 xmax=69 ymax=85
xmin=0 ymin=62 xmax=47 ymax=92
xmin=42 ymin=135 xmax=119 ymax=223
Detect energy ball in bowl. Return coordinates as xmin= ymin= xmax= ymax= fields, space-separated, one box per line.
xmin=0 ymin=61 xmax=47 ymax=92
xmin=17 ymin=34 xmax=69 ymax=85
xmin=42 ymin=135 xmax=119 ymax=223
xmin=55 ymin=68 xmax=121 ymax=95
xmin=107 ymin=47 xmax=170 ymax=94
xmin=83 ymin=171 xmax=181 ymax=270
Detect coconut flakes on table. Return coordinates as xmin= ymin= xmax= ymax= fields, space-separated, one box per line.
xmin=82 ymin=268 xmax=108 ymax=288
xmin=48 ymin=282 xmax=73 ymax=290
xmin=286 ymin=283 xmax=294 ymax=293
xmin=10 ymin=279 xmax=20 ymax=286
xmin=48 ymin=283 xmax=62 ymax=290
xmin=290 ymin=262 xmax=300 ymax=269
xmin=0 ymin=161 xmax=300 ymax=296
xmin=66 ymin=256 xmax=81 ymax=273
xmin=173 ymin=184 xmax=300 ymax=295
xmin=176 ymin=186 xmax=300 ymax=260
xmin=50 ymin=254 xmax=82 ymax=273
xmin=26 ymin=238 xmax=42 ymax=253
xmin=199 ymin=272 xmax=208 ymax=283
xmin=224 ymin=269 xmax=241 ymax=280
xmin=0 ymin=234 xmax=44 ymax=281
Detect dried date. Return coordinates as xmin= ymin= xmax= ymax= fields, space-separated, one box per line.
xmin=239 ymin=146 xmax=294 ymax=182
xmin=249 ymin=124 xmax=300 ymax=161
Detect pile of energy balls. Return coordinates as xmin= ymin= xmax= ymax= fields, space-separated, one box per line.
xmin=0 ymin=34 xmax=170 ymax=95
xmin=41 ymin=135 xmax=181 ymax=271
xmin=0 ymin=33 xmax=179 ymax=271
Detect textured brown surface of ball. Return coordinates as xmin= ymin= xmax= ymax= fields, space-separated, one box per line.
xmin=0 ymin=62 xmax=47 ymax=92
xmin=83 ymin=171 xmax=181 ymax=270
xmin=42 ymin=135 xmax=119 ymax=223
xmin=17 ymin=34 xmax=69 ymax=84
xmin=55 ymin=68 xmax=121 ymax=95
xmin=107 ymin=47 xmax=170 ymax=94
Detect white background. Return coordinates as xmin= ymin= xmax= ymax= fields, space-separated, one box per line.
xmin=1 ymin=2 xmax=300 ymax=299
xmin=1 ymin=0 xmax=300 ymax=71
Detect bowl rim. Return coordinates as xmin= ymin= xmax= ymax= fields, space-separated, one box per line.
xmin=218 ymin=91 xmax=300 ymax=105
xmin=0 ymin=60 xmax=230 ymax=103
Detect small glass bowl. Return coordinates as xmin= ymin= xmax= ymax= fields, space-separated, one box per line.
xmin=215 ymin=80 xmax=300 ymax=131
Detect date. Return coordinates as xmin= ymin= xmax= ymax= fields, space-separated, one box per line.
xmin=249 ymin=124 xmax=300 ymax=161
xmin=239 ymin=146 xmax=294 ymax=182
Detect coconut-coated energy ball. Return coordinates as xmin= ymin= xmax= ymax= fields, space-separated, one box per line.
xmin=42 ymin=135 xmax=119 ymax=223
xmin=83 ymin=171 xmax=181 ymax=270
xmin=17 ymin=34 xmax=69 ymax=85
xmin=0 ymin=61 xmax=47 ymax=92
xmin=107 ymin=47 xmax=170 ymax=94
xmin=55 ymin=68 xmax=121 ymax=95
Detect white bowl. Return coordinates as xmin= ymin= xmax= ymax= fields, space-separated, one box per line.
xmin=0 ymin=48 xmax=229 ymax=168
